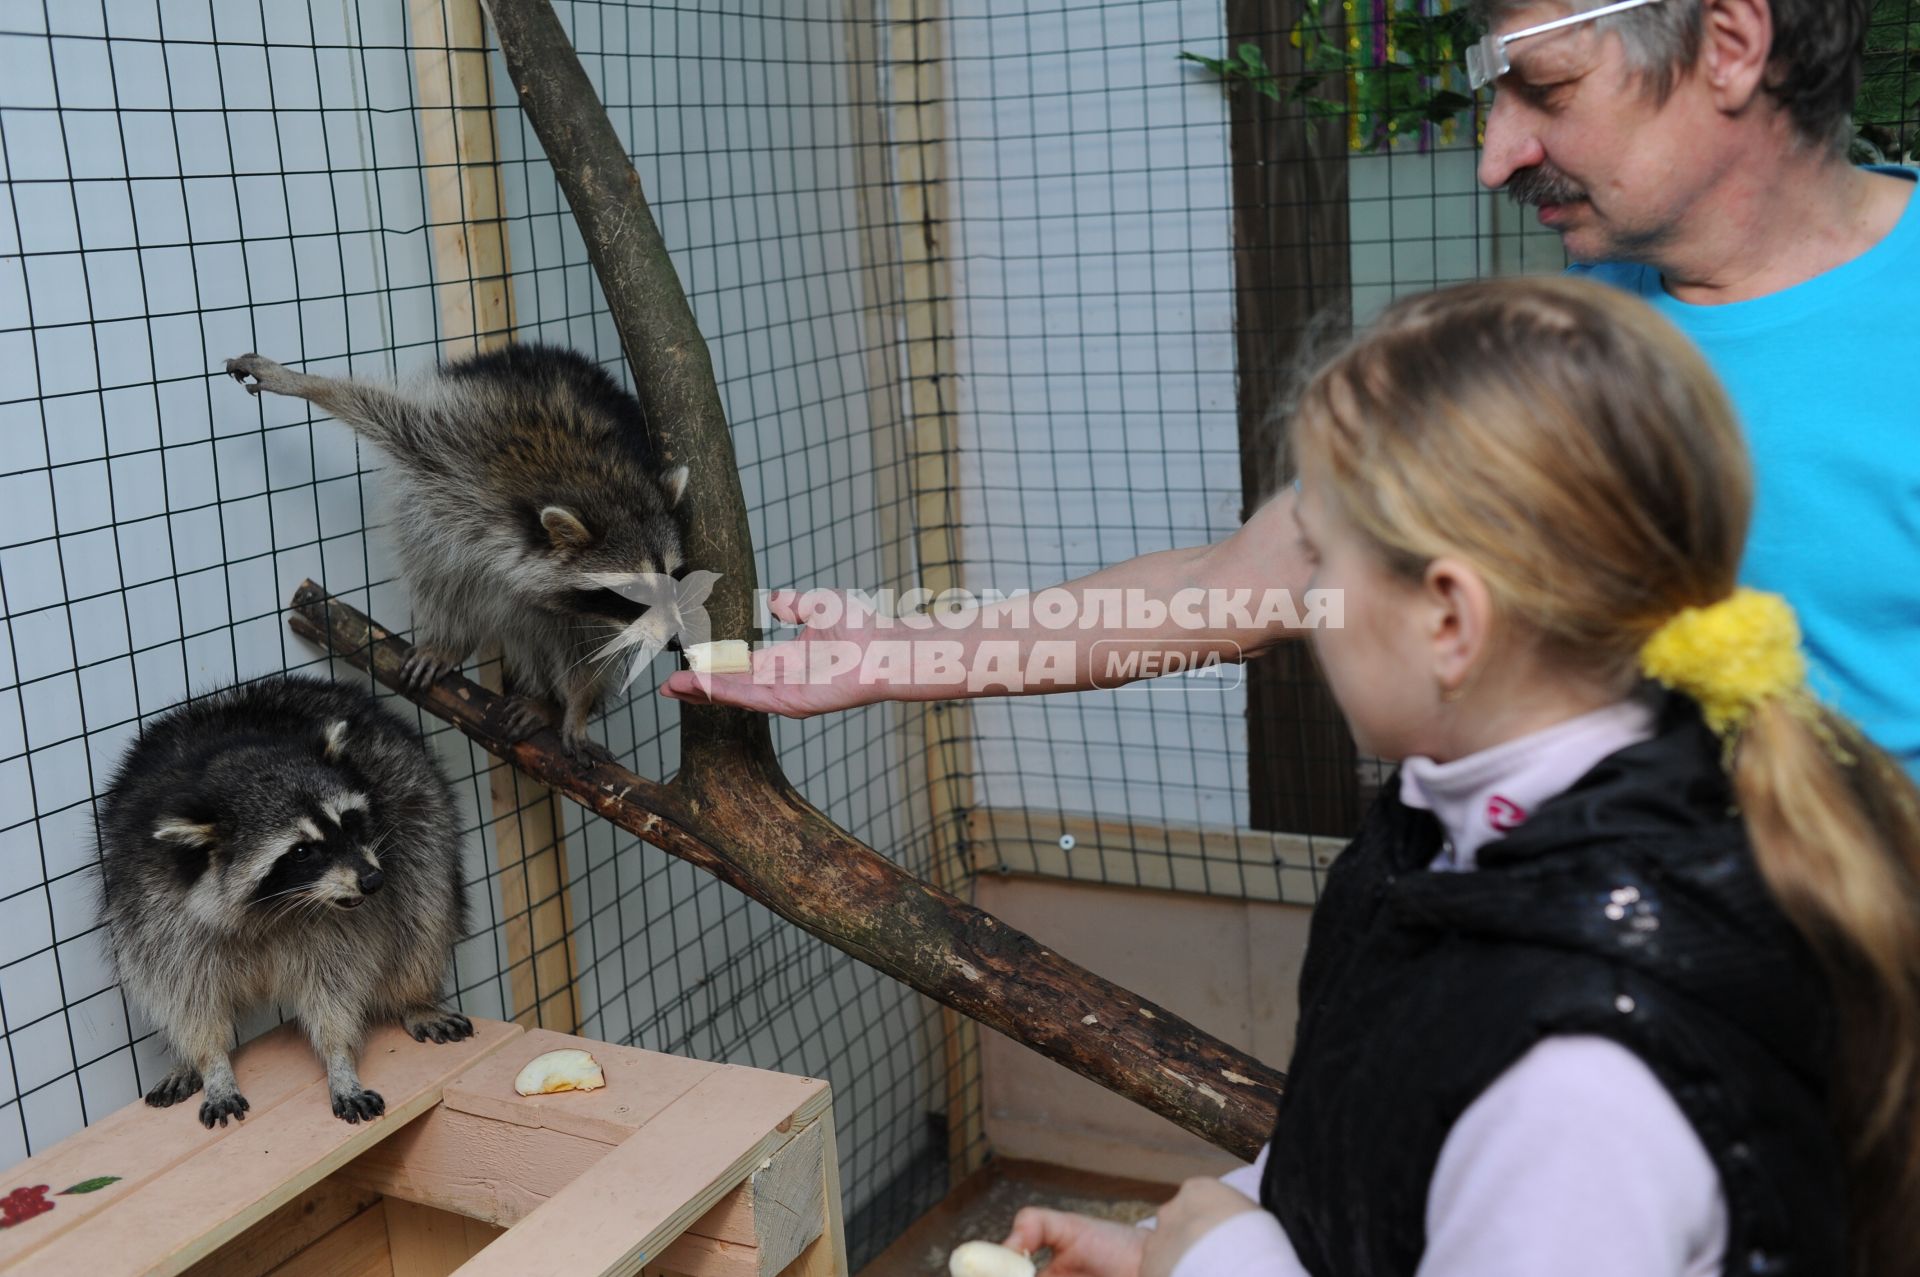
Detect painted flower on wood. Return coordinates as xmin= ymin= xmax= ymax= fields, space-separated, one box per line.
xmin=0 ymin=1176 xmax=121 ymax=1227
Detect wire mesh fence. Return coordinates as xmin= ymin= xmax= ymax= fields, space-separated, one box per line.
xmin=2 ymin=0 xmax=1916 ymax=1266
xmin=0 ymin=0 xmax=955 ymax=1260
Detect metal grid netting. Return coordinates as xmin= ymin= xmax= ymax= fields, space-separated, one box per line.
xmin=0 ymin=0 xmax=961 ymax=1261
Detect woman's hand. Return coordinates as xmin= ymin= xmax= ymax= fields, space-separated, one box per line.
xmin=658 ymin=588 xmax=919 ymax=719
xmin=1001 ymin=1207 xmax=1145 ymax=1277
xmin=1139 ymin=1178 xmax=1262 ymax=1277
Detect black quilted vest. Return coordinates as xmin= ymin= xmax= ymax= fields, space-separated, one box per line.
xmin=1259 ymin=696 xmax=1846 ymax=1276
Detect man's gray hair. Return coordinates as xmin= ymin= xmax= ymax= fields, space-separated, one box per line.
xmin=1470 ymin=0 xmax=1871 ymax=150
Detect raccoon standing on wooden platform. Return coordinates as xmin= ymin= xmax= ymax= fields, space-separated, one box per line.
xmin=224 ymin=343 xmax=690 ymax=755
xmin=98 ymin=675 xmax=472 ymax=1128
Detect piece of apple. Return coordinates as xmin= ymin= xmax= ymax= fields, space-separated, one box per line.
xmin=948 ymin=1240 xmax=1036 ymax=1277
xmin=512 ymin=1048 xmax=607 ymax=1096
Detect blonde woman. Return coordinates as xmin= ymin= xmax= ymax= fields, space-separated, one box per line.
xmin=1007 ymin=278 xmax=1920 ymax=1277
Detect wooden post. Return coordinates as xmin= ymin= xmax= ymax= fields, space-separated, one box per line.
xmin=878 ymin=0 xmax=987 ymax=1187
xmin=841 ymin=0 xmax=975 ymax=1207
xmin=409 ymin=0 xmax=580 ymax=1032
xmin=1227 ymin=2 xmax=1364 ymax=838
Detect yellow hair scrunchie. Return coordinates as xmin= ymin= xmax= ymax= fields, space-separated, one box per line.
xmin=1639 ymin=588 xmax=1808 ymax=738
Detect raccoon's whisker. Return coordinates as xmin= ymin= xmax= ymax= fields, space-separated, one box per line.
xmin=261 ymin=895 xmax=315 ymax=928
xmin=584 ymin=643 xmax=645 ymax=687
xmin=569 ymin=634 xmax=644 ymax=680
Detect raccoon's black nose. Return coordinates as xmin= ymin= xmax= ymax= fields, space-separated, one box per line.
xmin=359 ymin=868 xmax=385 ymax=895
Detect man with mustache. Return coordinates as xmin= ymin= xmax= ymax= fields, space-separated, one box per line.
xmin=1476 ymin=0 xmax=1915 ymax=783
xmin=666 ymin=0 xmax=1916 ymax=791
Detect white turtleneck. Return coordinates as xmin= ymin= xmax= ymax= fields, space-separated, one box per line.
xmin=1165 ymin=701 xmax=1727 ymax=1277
xmin=1400 ymin=694 xmax=1659 ymax=870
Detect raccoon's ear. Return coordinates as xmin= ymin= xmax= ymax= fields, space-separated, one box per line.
xmin=152 ymin=817 xmax=218 ymax=849
xmin=540 ymin=505 xmax=593 ymax=554
xmin=662 ymin=465 xmax=690 ymax=509
xmin=320 ymin=719 xmax=350 ymax=762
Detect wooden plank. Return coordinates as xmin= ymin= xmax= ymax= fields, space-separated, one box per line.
xmin=349 ymin=1107 xmax=816 ymax=1272
xmin=842 ymin=0 xmax=983 ymax=1210
xmin=409 ymin=0 xmax=515 ymax=360
xmin=21 ymin=1020 xmax=521 ymax=1277
xmin=453 ymin=1071 xmax=831 ymax=1277
xmin=342 ymin=1103 xmax=611 ymax=1228
xmin=0 ymin=1025 xmax=342 ymax=1271
xmin=186 ymin=1177 xmax=384 ymax=1277
xmin=883 ymin=0 xmax=985 ymax=1188
xmin=967 ymin=807 xmax=1339 ymax=905
xmin=643 ymin=1117 xmax=839 ymax=1277
xmin=649 ymin=1234 xmax=758 ymax=1277
xmin=666 ymin=1119 xmax=822 ymax=1272
xmin=409 ymin=0 xmax=580 ymax=1035
xmin=384 ymin=1197 xmax=502 ymax=1277
xmin=841 ymin=5 xmax=949 ymax=1192
xmin=263 ymin=1201 xmax=393 ymax=1277
xmin=351 ymin=1084 xmax=818 ymax=1271
xmin=783 ymin=1110 xmax=847 ymax=1277
xmin=436 ymin=1029 xmax=718 ymax=1147
xmin=1224 ymin=1 xmax=1363 ymax=838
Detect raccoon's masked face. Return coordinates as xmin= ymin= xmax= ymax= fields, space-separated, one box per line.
xmin=533 ymin=465 xmax=691 ymax=627
xmin=152 ymin=720 xmax=388 ymax=928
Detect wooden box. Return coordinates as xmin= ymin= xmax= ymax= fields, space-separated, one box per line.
xmin=0 ymin=1020 xmax=845 ymax=1277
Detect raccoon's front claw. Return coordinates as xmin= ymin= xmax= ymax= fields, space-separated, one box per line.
xmin=499 ymin=696 xmax=553 ymax=743
xmin=144 ymin=1066 xmax=203 ymax=1109
xmin=331 ymin=1088 xmax=386 ymax=1123
xmin=399 ymin=646 xmax=462 ymax=692
xmin=561 ymin=730 xmax=613 ymax=763
xmin=224 ymin=353 xmax=283 ymax=396
xmin=197 ymin=1091 xmax=250 ymax=1129
xmin=404 ymin=1009 xmax=475 ymax=1044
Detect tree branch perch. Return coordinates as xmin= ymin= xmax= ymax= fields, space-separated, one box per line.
xmin=288 ymin=582 xmax=1284 ymax=1158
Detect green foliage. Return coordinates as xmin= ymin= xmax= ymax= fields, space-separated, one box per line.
xmin=1856 ymin=0 xmax=1920 ymax=161
xmin=1178 ymin=43 xmax=1284 ymax=101
xmin=1182 ymin=0 xmax=1478 ymax=151
xmin=1186 ymin=0 xmax=1920 ymax=161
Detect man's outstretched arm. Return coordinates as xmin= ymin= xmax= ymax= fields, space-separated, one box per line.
xmin=659 ymin=484 xmax=1315 ymax=719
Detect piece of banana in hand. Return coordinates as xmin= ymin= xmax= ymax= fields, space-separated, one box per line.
xmin=948 ymin=1240 xmax=1036 ymax=1277
xmin=684 ymin=639 xmax=752 ymax=675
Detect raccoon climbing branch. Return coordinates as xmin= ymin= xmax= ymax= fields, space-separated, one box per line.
xmin=480 ymin=0 xmax=763 ymax=777
xmin=288 ymin=581 xmax=1285 ymax=1160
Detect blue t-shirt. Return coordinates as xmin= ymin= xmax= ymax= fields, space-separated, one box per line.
xmin=1573 ymin=166 xmax=1920 ymax=775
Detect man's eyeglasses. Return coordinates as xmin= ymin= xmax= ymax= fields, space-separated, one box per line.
xmin=1465 ymin=0 xmax=1667 ymax=91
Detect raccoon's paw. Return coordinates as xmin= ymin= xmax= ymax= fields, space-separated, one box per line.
xmin=331 ymin=1088 xmax=386 ymax=1124
xmin=400 ymin=644 xmax=467 ymax=692
xmin=197 ymin=1091 xmax=250 ymax=1129
xmin=560 ymin=727 xmax=614 ymax=763
xmin=144 ymin=1066 xmax=203 ymax=1109
xmin=499 ymin=695 xmax=555 ymax=743
xmin=224 ymin=353 xmax=292 ymax=397
xmin=404 ymin=1009 xmax=475 ymax=1045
